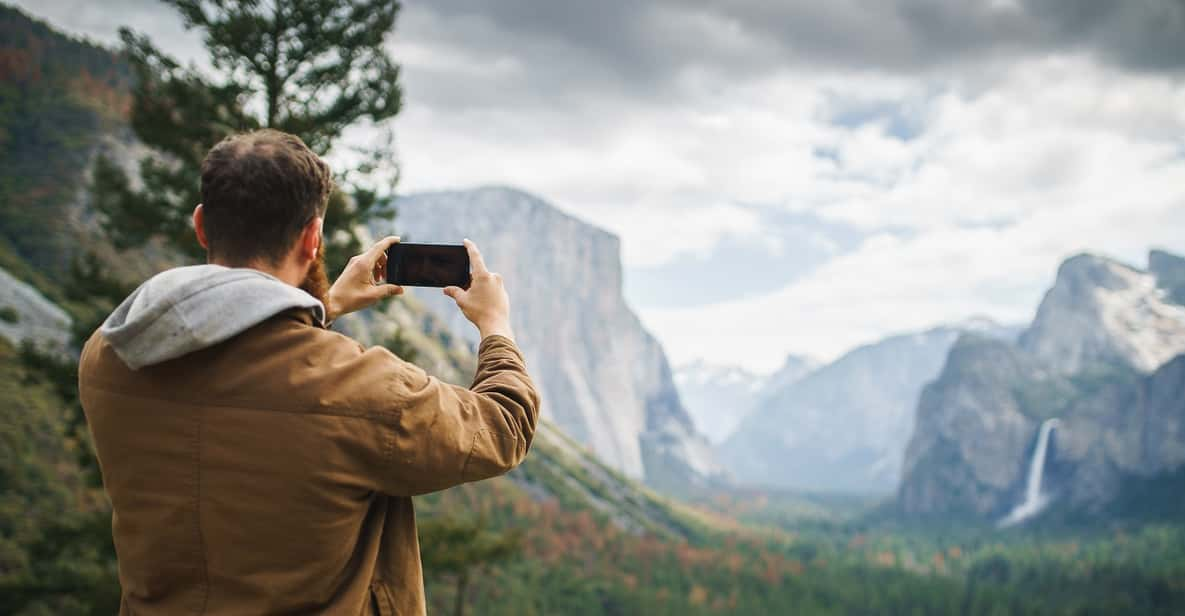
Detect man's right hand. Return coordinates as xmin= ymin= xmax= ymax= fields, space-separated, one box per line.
xmin=444 ymin=239 xmax=514 ymax=341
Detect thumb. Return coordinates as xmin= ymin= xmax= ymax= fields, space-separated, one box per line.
xmin=443 ymin=286 xmax=463 ymax=300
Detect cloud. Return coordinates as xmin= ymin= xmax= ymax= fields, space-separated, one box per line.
xmin=623 ymin=207 xmax=868 ymax=310
xmin=637 ymin=54 xmax=1185 ymax=371
xmin=405 ymin=0 xmax=1185 ymax=110
xmin=12 ymin=0 xmax=1185 ymax=367
xmin=814 ymin=55 xmax=1185 ymax=231
xmin=7 ymin=0 xmax=206 ymax=66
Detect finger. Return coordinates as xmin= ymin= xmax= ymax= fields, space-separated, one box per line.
xmin=366 ymin=283 xmax=403 ymax=301
xmin=443 ymin=286 xmax=464 ymax=300
xmin=363 ymin=235 xmax=401 ymax=264
xmin=463 ymin=238 xmax=488 ymax=274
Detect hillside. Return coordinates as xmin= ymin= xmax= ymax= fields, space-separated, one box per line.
xmin=0 ymin=4 xmax=135 ymax=278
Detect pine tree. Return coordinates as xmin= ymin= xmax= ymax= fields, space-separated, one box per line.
xmin=91 ymin=0 xmax=403 ymax=273
xmin=419 ymin=515 xmax=524 ymax=616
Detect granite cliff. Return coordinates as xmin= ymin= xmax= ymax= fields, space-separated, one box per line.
xmin=375 ymin=187 xmax=725 ymax=490
xmin=899 ymin=252 xmax=1185 ymax=517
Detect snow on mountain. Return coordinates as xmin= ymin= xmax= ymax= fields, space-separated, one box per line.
xmin=1021 ymin=253 xmax=1185 ymax=375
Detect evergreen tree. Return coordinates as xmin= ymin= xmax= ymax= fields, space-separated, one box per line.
xmin=419 ymin=515 xmax=524 ymax=616
xmin=91 ymin=0 xmax=403 ymax=273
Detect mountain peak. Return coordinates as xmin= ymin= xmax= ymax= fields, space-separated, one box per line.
xmin=1021 ymin=251 xmax=1185 ymax=374
xmin=1054 ymin=252 xmax=1142 ymax=293
xmin=401 ymin=185 xmax=618 ymax=243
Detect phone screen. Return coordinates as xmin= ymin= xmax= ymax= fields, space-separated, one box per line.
xmin=386 ymin=243 xmax=471 ymax=288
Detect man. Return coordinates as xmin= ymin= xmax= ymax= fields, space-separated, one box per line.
xmin=78 ymin=129 xmax=540 ymax=615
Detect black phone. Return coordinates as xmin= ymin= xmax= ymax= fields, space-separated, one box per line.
xmin=385 ymin=243 xmax=471 ymax=288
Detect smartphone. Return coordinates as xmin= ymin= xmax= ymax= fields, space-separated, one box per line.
xmin=385 ymin=243 xmax=471 ymax=288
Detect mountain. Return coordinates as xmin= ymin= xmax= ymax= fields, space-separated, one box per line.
xmin=722 ymin=326 xmax=992 ymax=493
xmin=375 ymin=187 xmax=725 ymax=491
xmin=898 ymin=252 xmax=1185 ymax=518
xmin=674 ymin=355 xmax=818 ymax=444
xmin=897 ymin=335 xmax=1049 ymax=516
xmin=761 ymin=354 xmax=821 ymax=395
xmin=1020 ymin=253 xmax=1185 ymax=375
xmin=674 ymin=361 xmax=763 ymax=444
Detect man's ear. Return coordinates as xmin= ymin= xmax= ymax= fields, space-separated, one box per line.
xmin=193 ymin=204 xmax=209 ymax=249
xmin=299 ymin=216 xmax=323 ymax=261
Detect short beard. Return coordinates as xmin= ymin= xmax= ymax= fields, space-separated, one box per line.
xmin=299 ymin=241 xmax=331 ymax=312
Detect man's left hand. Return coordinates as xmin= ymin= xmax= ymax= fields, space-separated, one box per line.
xmin=326 ymin=236 xmax=403 ymax=322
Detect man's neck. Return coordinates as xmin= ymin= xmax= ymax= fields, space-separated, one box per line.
xmin=210 ymin=258 xmax=303 ymax=288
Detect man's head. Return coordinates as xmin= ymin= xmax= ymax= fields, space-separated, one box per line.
xmin=194 ymin=129 xmax=334 ymax=304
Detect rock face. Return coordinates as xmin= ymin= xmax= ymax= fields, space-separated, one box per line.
xmin=899 ymin=252 xmax=1185 ymax=517
xmin=0 ymin=266 xmax=72 ymax=355
xmin=721 ymin=323 xmax=1013 ymax=493
xmin=898 ymin=336 xmax=1048 ymax=515
xmin=1020 ymin=254 xmax=1185 ymax=375
xmin=1050 ymin=355 xmax=1185 ymax=509
xmin=379 ymin=187 xmax=724 ymax=489
xmin=1150 ymin=249 xmax=1185 ymax=306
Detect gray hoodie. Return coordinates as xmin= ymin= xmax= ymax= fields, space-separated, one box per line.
xmin=100 ymin=264 xmax=325 ymax=370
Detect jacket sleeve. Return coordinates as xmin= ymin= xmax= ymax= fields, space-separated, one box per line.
xmin=354 ymin=334 xmax=541 ymax=496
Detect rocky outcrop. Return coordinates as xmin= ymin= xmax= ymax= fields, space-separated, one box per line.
xmin=722 ymin=322 xmax=1014 ymax=493
xmin=899 ymin=251 xmax=1185 ymax=517
xmin=1020 ymin=254 xmax=1185 ymax=375
xmin=377 ymin=187 xmax=724 ymax=489
xmin=0 ymin=266 xmax=72 ymax=355
xmin=1150 ymin=249 xmax=1185 ymax=305
xmin=1050 ymin=355 xmax=1185 ymax=509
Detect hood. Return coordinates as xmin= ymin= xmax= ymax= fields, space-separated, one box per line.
xmin=100 ymin=264 xmax=325 ymax=370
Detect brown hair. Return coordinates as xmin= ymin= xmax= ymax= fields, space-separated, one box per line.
xmin=199 ymin=129 xmax=334 ymax=265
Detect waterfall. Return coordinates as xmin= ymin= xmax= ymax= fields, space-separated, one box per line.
xmin=999 ymin=418 xmax=1060 ymax=527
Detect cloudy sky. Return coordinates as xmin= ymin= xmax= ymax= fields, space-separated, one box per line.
xmin=15 ymin=0 xmax=1185 ymax=372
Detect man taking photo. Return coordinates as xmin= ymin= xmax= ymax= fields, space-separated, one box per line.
xmin=78 ymin=129 xmax=540 ymax=615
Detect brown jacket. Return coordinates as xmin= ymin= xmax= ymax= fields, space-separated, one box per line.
xmin=79 ymin=308 xmax=539 ymax=615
